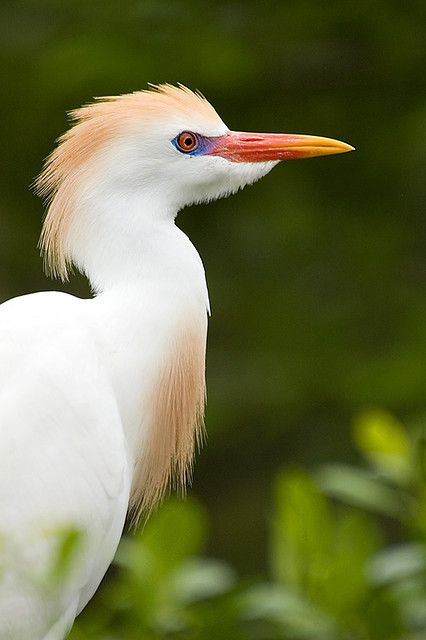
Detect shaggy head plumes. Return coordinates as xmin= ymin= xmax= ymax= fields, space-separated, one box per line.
xmin=36 ymin=84 xmax=227 ymax=280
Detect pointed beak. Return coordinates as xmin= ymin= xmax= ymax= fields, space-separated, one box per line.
xmin=207 ymin=131 xmax=354 ymax=162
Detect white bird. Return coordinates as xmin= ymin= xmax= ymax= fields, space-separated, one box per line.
xmin=0 ymin=84 xmax=353 ymax=639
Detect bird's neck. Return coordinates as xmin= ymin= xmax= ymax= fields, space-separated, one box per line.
xmin=69 ymin=189 xmax=202 ymax=295
xmin=77 ymin=191 xmax=209 ymax=518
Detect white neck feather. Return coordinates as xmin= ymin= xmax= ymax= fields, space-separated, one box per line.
xmin=69 ymin=186 xmax=194 ymax=292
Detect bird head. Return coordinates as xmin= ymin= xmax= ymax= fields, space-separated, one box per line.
xmin=37 ymin=84 xmax=353 ymax=280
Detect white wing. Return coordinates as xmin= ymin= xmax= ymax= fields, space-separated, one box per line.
xmin=0 ymin=292 xmax=130 ymax=640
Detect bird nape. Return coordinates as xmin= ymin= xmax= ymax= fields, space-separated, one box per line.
xmin=0 ymin=84 xmax=353 ymax=639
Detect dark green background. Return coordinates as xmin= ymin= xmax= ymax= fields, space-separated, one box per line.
xmin=2 ymin=0 xmax=426 ymax=579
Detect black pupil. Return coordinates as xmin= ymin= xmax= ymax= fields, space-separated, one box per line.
xmin=184 ymin=136 xmax=193 ymax=147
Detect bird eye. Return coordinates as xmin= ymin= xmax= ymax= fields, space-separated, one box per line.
xmin=176 ymin=131 xmax=199 ymax=153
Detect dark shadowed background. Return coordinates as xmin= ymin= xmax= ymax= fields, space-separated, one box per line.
xmin=2 ymin=1 xmax=426 ymax=638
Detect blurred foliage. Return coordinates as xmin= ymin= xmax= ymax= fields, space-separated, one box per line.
xmin=69 ymin=412 xmax=426 ymax=639
xmin=1 ymin=0 xmax=426 ymax=635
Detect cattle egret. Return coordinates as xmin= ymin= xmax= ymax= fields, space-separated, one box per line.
xmin=0 ymin=84 xmax=353 ymax=639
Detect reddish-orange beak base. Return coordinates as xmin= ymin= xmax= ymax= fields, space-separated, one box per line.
xmin=207 ymin=131 xmax=354 ymax=162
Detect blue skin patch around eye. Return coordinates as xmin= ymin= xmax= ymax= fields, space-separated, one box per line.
xmin=171 ymin=133 xmax=216 ymax=156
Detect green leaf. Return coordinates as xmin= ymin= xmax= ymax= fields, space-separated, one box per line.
xmin=354 ymin=410 xmax=412 ymax=483
xmin=416 ymin=424 xmax=426 ymax=484
xmin=320 ymin=512 xmax=381 ymax=619
xmin=317 ymin=464 xmax=405 ymax=518
xmin=241 ymin=583 xmax=337 ymax=640
xmin=45 ymin=526 xmax=84 ymax=588
xmin=168 ymin=558 xmax=237 ymax=604
xmin=271 ymin=470 xmax=334 ymax=596
xmin=368 ymin=544 xmax=426 ymax=586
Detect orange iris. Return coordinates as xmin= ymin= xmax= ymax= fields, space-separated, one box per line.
xmin=177 ymin=132 xmax=198 ymax=152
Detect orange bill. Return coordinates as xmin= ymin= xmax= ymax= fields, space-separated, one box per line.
xmin=207 ymin=131 xmax=354 ymax=162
